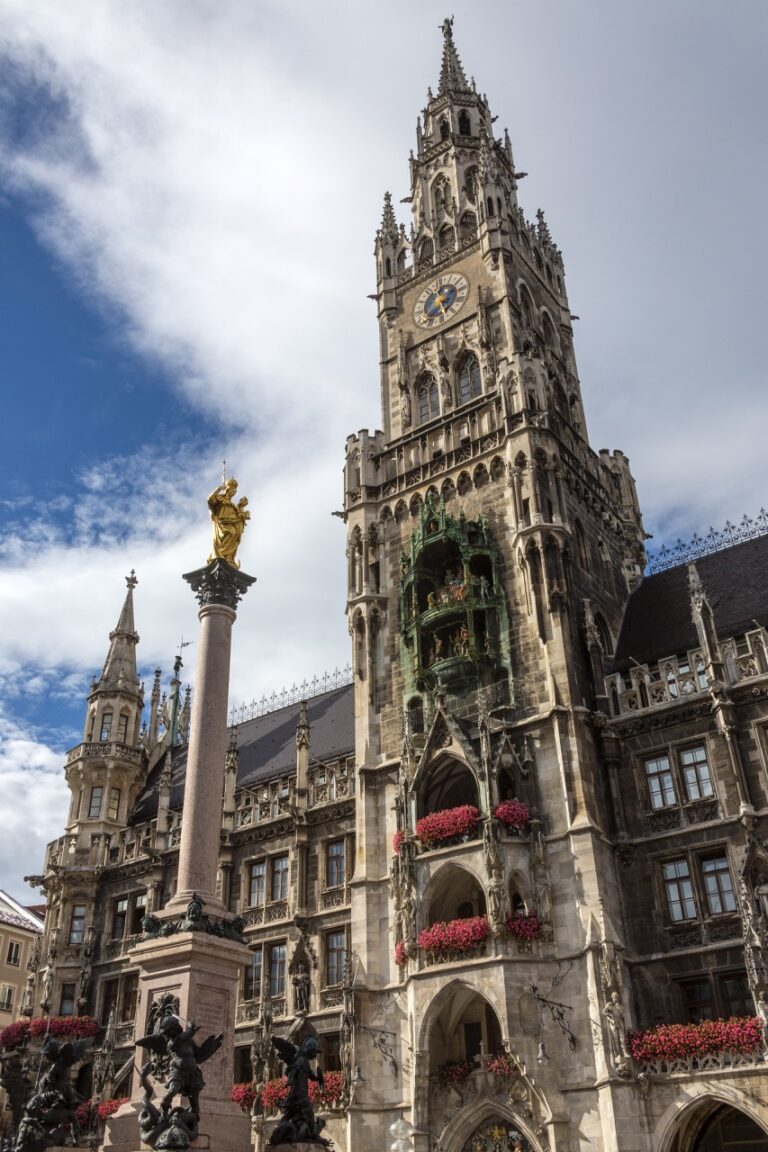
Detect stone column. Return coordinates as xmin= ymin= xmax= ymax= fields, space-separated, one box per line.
xmin=168 ymin=558 xmax=255 ymax=915
xmin=103 ymin=557 xmax=255 ymax=1152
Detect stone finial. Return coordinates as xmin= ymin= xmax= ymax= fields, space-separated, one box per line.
xmin=437 ymin=16 xmax=470 ymax=94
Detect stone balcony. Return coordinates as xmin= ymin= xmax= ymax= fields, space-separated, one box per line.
xmin=606 ymin=633 xmax=768 ymax=718
xmin=66 ymin=740 xmax=143 ymax=766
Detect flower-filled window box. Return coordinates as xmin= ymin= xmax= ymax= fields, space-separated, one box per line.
xmin=628 ymin=1016 xmax=763 ymax=1065
xmin=418 ymin=915 xmax=490 ymax=961
xmin=494 ymin=799 xmax=530 ymax=831
xmin=505 ymin=912 xmax=542 ymax=942
xmin=393 ymin=830 xmax=405 ymax=854
xmin=231 ymin=1082 xmax=258 ymax=1112
xmin=394 ymin=940 xmax=408 ymax=968
xmin=437 ymin=1059 xmax=474 ymax=1088
xmin=0 ymin=1015 xmax=100 ymax=1052
xmin=415 ymin=805 xmax=480 ymax=848
xmin=486 ymin=1052 xmax=518 ymax=1079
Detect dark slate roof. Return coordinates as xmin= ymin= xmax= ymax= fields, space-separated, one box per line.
xmin=131 ymin=683 xmax=354 ymax=823
xmin=613 ymin=536 xmax=768 ymax=670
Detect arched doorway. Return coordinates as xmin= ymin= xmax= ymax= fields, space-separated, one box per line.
xmin=692 ymin=1104 xmax=767 ymax=1150
xmin=460 ymin=1118 xmax=534 ymax=1151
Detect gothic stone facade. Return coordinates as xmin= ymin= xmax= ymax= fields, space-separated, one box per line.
xmin=26 ymin=21 xmax=768 ymax=1152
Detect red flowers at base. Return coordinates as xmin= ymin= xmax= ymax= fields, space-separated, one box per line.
xmin=394 ymin=941 xmax=408 ymax=968
xmin=75 ymin=1097 xmax=129 ymax=1126
xmin=231 ymin=1070 xmax=346 ymax=1115
xmin=628 ymin=1016 xmax=764 ymax=1064
xmin=393 ymin=830 xmax=405 ymax=854
xmin=418 ymin=915 xmax=490 ymax=956
xmin=415 ymin=805 xmax=480 ymax=847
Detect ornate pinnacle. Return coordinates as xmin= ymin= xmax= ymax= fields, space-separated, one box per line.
xmin=380 ymin=191 xmax=398 ymax=238
xmin=126 ymin=569 xmax=138 ymax=590
xmin=438 ymin=16 xmax=470 ymax=95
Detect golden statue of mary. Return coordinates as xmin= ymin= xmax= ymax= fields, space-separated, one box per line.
xmin=207 ymin=477 xmax=250 ymax=568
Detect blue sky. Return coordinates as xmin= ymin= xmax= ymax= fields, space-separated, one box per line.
xmin=0 ymin=0 xmax=766 ymax=897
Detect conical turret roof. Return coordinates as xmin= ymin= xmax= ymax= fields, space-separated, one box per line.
xmin=437 ymin=17 xmax=470 ymax=95
xmin=97 ymin=571 xmax=141 ymax=696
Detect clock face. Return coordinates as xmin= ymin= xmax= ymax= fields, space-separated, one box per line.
xmin=413 ymin=272 xmax=469 ymax=328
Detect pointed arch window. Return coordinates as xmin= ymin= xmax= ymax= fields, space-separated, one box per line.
xmin=417 ymin=375 xmax=440 ymax=424
xmin=438 ymin=224 xmax=454 ymax=252
xmin=418 ymin=237 xmax=434 ymax=267
xmin=439 ymin=117 xmax=450 ymax=141
xmin=486 ymin=196 xmax=495 ymax=217
xmin=459 ymin=211 xmax=477 ymax=242
xmin=457 ymin=355 xmax=482 ymax=405
xmin=100 ymin=712 xmax=113 ymax=741
xmin=458 ymin=110 xmax=471 ymax=136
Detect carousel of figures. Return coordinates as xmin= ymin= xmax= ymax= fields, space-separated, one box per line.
xmin=135 ymin=1014 xmax=223 ymax=1150
xmin=268 ymin=1036 xmax=331 ymax=1147
xmin=14 ymin=1035 xmax=97 ymax=1152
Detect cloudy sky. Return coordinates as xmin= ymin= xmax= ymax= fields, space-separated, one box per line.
xmin=0 ymin=0 xmax=765 ymax=899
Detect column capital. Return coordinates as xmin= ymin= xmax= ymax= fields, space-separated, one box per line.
xmin=182 ymin=558 xmax=256 ymax=611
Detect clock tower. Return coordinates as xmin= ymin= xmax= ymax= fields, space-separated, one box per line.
xmin=343 ymin=18 xmax=647 ymax=1152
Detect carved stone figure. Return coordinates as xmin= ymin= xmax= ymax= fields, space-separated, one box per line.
xmin=269 ymin=1036 xmax=330 ymax=1147
xmin=602 ymin=992 xmax=631 ymax=1075
xmin=207 ymin=478 xmax=250 ymax=568
xmin=292 ymin=964 xmax=310 ymax=1014
xmin=757 ymin=991 xmax=768 ymax=1051
xmin=401 ymin=386 xmax=412 ymax=429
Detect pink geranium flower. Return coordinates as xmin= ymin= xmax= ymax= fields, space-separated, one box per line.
xmin=415 ymin=805 xmax=480 ymax=847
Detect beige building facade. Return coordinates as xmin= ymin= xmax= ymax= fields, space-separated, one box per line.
xmin=16 ymin=20 xmax=768 ymax=1152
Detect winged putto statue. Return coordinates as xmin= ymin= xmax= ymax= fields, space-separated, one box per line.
xmin=269 ymin=1035 xmax=332 ymax=1147
xmin=14 ymin=1035 xmax=97 ymax=1152
xmin=135 ymin=1014 xmax=222 ymax=1149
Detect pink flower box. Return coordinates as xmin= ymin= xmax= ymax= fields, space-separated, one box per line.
xmin=418 ymin=915 xmax=490 ymax=957
xmin=415 ymin=805 xmax=480 ymax=847
xmin=628 ymin=1016 xmax=764 ymax=1064
xmin=394 ymin=940 xmax=408 ymax=968
xmin=494 ymin=799 xmax=530 ymax=829
xmin=393 ymin=830 xmax=404 ymax=854
xmin=437 ymin=1059 xmax=473 ymax=1087
xmin=505 ymin=912 xmax=541 ymax=941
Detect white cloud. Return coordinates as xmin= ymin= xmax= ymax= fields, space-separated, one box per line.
xmin=0 ymin=712 xmax=69 ymax=902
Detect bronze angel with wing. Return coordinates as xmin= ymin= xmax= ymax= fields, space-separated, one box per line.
xmin=269 ymin=1035 xmax=332 ymax=1147
xmin=136 ymin=1015 xmax=222 ymax=1121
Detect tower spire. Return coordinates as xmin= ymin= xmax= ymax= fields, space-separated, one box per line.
xmin=97 ymin=571 xmax=141 ymax=696
xmin=437 ymin=17 xmax=470 ymax=95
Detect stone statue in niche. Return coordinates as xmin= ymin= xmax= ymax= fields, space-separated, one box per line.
xmin=292 ymin=964 xmax=310 ymax=1015
xmin=602 ymin=992 xmax=631 ymax=1076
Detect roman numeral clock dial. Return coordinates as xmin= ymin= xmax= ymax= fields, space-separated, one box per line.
xmin=413 ymin=272 xmax=469 ymax=328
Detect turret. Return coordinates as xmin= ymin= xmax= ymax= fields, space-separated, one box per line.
xmin=65 ymin=573 xmax=147 ymax=846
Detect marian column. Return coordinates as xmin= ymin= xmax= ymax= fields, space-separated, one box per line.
xmin=103 ymin=477 xmax=254 ymax=1152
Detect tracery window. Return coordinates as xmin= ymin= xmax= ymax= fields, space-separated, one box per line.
xmin=417 ymin=376 xmax=439 ymax=424
xmin=458 ymin=110 xmax=471 ymax=135
xmin=457 ymin=355 xmax=482 ymax=404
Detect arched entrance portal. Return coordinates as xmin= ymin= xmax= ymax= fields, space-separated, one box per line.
xmin=692 ymin=1104 xmax=767 ymax=1150
xmin=460 ymin=1117 xmax=534 ymax=1151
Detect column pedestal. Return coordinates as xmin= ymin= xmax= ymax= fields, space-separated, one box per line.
xmin=102 ymin=932 xmax=251 ymax=1152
